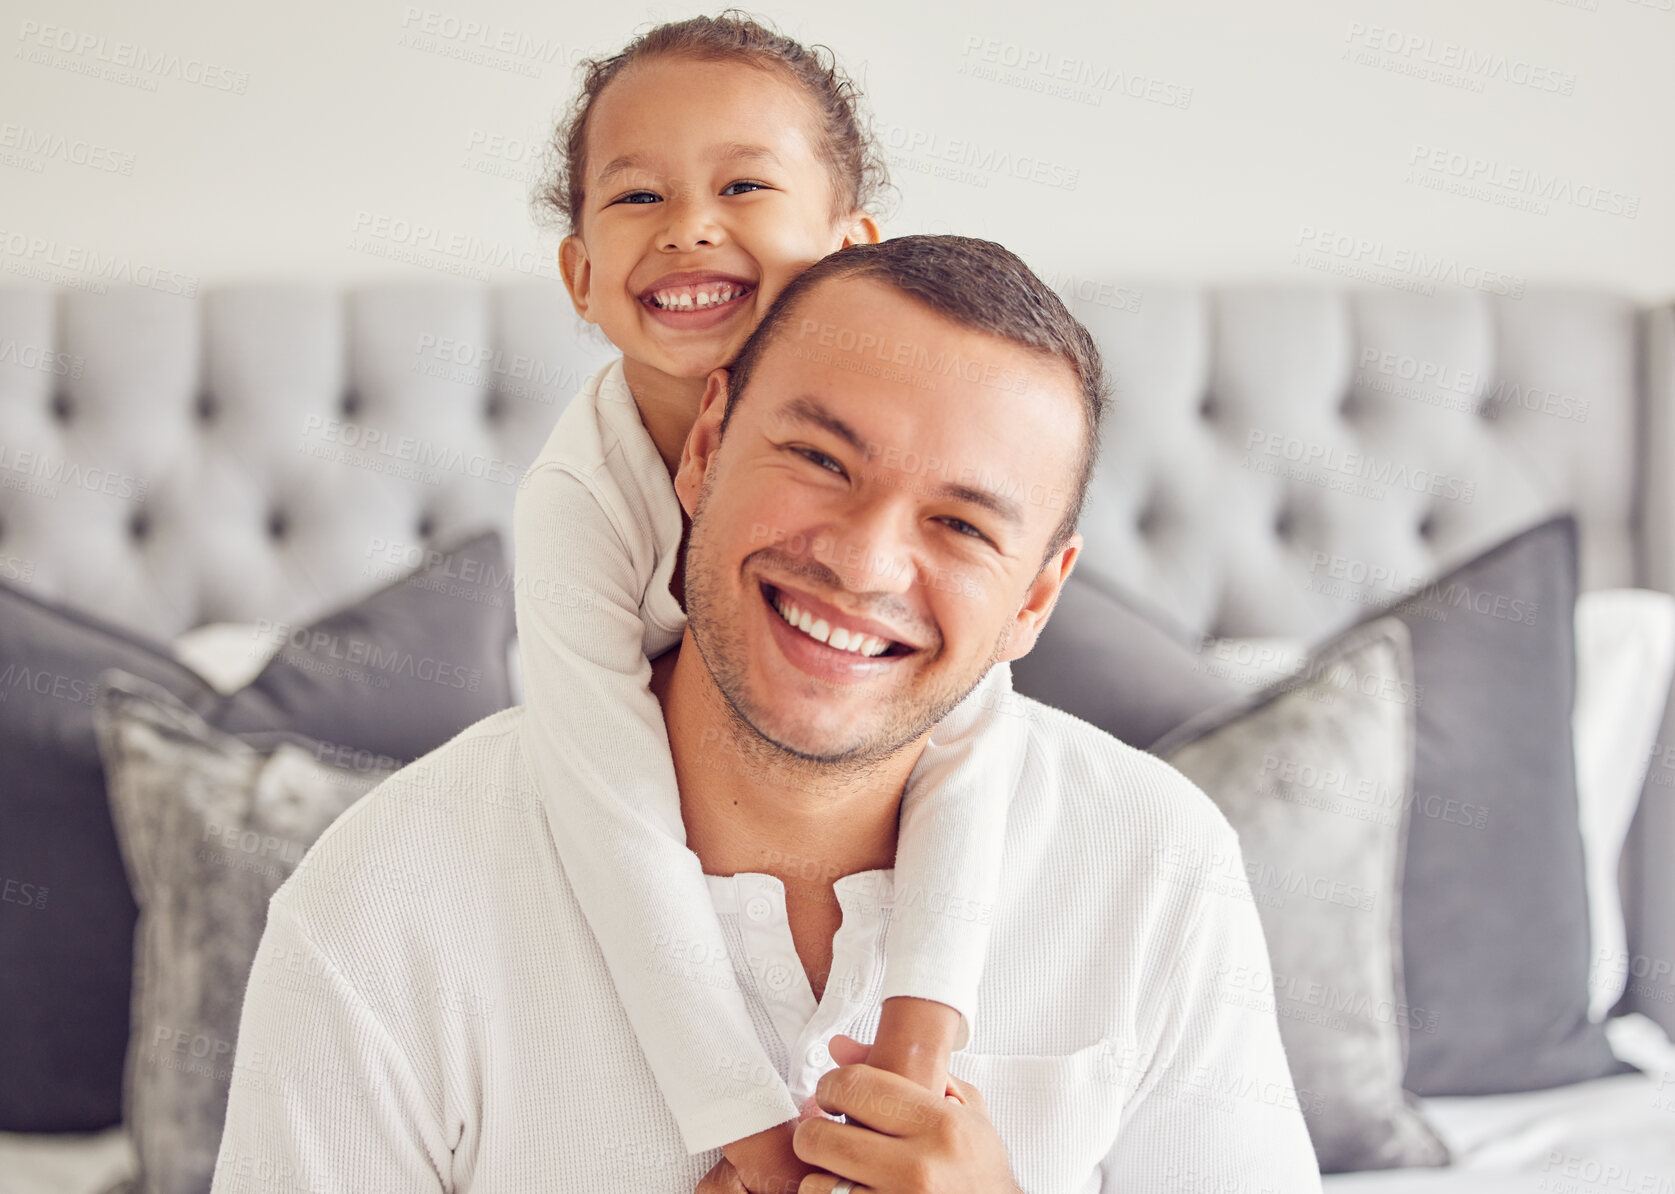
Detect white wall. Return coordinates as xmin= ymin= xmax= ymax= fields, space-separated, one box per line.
xmin=2 ymin=0 xmax=1670 ymax=301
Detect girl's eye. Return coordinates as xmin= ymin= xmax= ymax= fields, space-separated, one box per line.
xmin=721 ymin=180 xmax=768 ymax=196
xmin=612 ymin=190 xmax=660 ymax=205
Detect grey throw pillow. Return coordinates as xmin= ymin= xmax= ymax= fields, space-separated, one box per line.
xmin=1386 ymin=515 xmax=1628 ymax=1095
xmin=1154 ymin=618 xmax=1448 ymax=1173
xmin=1011 ymin=573 xmax=1231 ymax=748
xmin=213 ymin=529 xmax=514 ymax=761
xmin=94 ymin=671 xmax=397 ymax=1194
xmin=0 ymin=528 xmax=514 ymax=1134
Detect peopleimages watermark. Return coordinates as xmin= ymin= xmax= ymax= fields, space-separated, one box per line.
xmin=1305 ymin=550 xmax=1540 ymax=628
xmin=0 ymin=123 xmax=135 ymax=176
xmin=297 ymin=413 xmax=525 ymax=487
xmin=1355 ymin=347 xmax=1590 ymax=423
xmin=956 ymin=34 xmax=1193 ymax=110
xmin=0 ymin=229 xmax=198 ymax=296
xmin=253 ymin=617 xmax=483 ymax=694
xmin=1406 ymin=143 xmax=1639 ymax=220
xmin=0 ymin=442 xmax=150 ymax=503
xmin=409 ymin=332 xmax=581 ymax=406
xmin=1042 ymin=271 xmax=1145 ymax=315
xmin=1340 ymin=22 xmax=1577 ymax=96
xmin=0 ymin=337 xmax=83 ymax=379
xmin=459 ymin=127 xmax=544 ymax=186
xmin=14 ymin=19 xmax=251 ymax=94
xmin=396 ymin=7 xmax=584 ymax=79
xmin=875 ymin=121 xmax=1079 ymax=192
xmin=348 ymin=211 xmax=562 ymax=283
xmin=1292 ymin=224 xmax=1525 ymax=299
xmin=1244 ymin=428 xmax=1477 ymax=504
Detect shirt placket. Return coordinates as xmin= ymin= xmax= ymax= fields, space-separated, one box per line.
xmin=785 ymin=870 xmax=893 ymax=1108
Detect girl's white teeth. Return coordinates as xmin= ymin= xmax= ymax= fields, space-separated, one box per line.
xmin=773 ymin=594 xmax=889 ymax=657
xmin=653 ymin=283 xmax=741 ymax=310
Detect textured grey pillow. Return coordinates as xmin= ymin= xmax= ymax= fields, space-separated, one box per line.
xmin=93 ymin=671 xmax=396 ymax=1194
xmin=1154 ymin=619 xmax=1448 ymax=1173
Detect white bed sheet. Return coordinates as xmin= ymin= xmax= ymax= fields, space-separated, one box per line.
xmin=1325 ymin=1014 xmax=1675 ymax=1193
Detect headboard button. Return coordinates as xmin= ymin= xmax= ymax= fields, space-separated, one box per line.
xmin=49 ymin=393 xmax=72 ymax=423
xmin=1274 ymin=508 xmax=1296 ymax=539
xmin=340 ymin=391 xmax=360 ymax=418
xmin=195 ymin=392 xmax=217 ymax=423
xmin=128 ymin=510 xmax=150 ymax=541
xmin=267 ymin=510 xmax=289 ymax=540
xmin=416 ymin=513 xmax=437 ymax=539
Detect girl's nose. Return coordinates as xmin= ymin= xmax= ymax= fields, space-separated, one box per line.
xmin=660 ymin=190 xmax=724 ymax=252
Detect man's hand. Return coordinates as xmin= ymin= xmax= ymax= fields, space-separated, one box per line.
xmin=790 ymin=1034 xmax=1020 ymax=1193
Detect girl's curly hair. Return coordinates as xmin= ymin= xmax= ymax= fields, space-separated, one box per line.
xmin=532 ymin=11 xmax=891 ymax=236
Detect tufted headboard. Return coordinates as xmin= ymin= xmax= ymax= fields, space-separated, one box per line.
xmin=2 ymin=281 xmax=1672 ymax=1035
xmin=0 ymin=283 xmax=615 ymax=635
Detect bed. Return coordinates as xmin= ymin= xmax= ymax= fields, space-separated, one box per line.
xmin=2 ymin=279 xmax=1672 ymax=1191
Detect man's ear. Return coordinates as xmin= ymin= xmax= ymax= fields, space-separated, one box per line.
xmin=839 ymin=211 xmax=882 ymax=249
xmin=558 ymin=235 xmax=595 ymax=323
xmin=675 ymin=368 xmax=730 ymax=518
xmin=997 ymin=533 xmax=1081 ymax=663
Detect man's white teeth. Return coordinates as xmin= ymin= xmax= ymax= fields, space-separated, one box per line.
xmin=651 ymin=283 xmax=743 ymax=310
xmin=774 ymin=595 xmax=889 ymax=657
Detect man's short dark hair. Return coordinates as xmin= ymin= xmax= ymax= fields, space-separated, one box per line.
xmin=721 ymin=235 xmax=1108 ymax=559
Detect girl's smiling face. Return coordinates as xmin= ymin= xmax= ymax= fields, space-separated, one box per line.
xmin=559 ymin=56 xmax=878 ymax=381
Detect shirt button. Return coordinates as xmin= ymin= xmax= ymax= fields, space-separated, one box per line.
xmin=744 ymin=896 xmax=773 ymax=923
xmin=764 ymin=961 xmax=793 ymax=991
xmin=806 ymin=1042 xmax=830 ymax=1069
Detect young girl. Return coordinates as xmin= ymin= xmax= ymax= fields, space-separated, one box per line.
xmin=515 ymin=16 xmax=1026 ymax=1190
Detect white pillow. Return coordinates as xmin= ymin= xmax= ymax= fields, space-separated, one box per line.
xmin=169 ymin=621 xmax=286 ymax=694
xmin=1575 ymin=590 xmax=1675 ymax=1021
xmin=1210 ymin=588 xmax=1675 ymax=1025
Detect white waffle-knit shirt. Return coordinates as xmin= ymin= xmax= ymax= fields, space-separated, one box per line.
xmin=211 ymin=693 xmax=1323 ymax=1192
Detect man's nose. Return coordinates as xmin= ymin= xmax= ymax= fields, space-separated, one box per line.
xmin=817 ymin=497 xmax=920 ymax=597
xmin=659 ymin=188 xmax=724 ymax=252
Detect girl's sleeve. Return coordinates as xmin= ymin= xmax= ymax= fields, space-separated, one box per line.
xmin=512 ymin=459 xmax=800 ymax=1153
xmin=882 ymin=661 xmax=1031 ymax=1048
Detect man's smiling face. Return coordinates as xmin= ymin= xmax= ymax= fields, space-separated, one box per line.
xmin=675 ymin=275 xmax=1085 ymax=766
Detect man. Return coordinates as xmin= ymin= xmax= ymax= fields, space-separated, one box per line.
xmin=212 ymin=237 xmax=1322 ymax=1192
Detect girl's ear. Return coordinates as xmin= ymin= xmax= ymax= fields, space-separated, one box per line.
xmin=558 ymin=235 xmax=596 ymax=322
xmin=675 ymin=368 xmax=731 ymax=517
xmin=839 ymin=212 xmax=882 ymax=249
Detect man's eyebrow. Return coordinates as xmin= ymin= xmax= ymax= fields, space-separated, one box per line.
xmin=780 ymin=395 xmax=868 ymax=454
xmin=928 ymin=480 xmax=1025 ymax=528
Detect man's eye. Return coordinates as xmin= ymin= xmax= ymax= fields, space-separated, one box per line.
xmin=721 ymin=180 xmax=768 ymax=196
xmin=612 ymin=191 xmax=660 ymax=205
xmin=939 ymin=516 xmax=989 ymax=541
xmin=795 ymin=447 xmax=846 ymax=476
